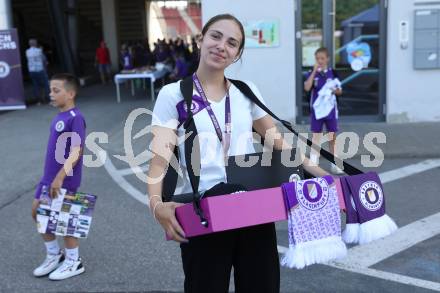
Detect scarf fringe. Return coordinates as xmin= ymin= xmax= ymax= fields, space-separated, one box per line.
xmin=358 ymin=214 xmax=398 ymax=245
xmin=281 ymin=236 xmax=347 ymax=269
xmin=342 ymin=223 xmax=360 ymax=244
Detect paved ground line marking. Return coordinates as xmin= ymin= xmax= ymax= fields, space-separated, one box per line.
xmin=277 ymin=245 xmax=288 ymax=254
xmin=277 ymin=212 xmax=440 ymax=268
xmin=118 ymin=164 xmax=149 ymax=176
xmin=277 ymin=212 xmax=440 ymax=291
xmin=100 ymin=151 xmax=148 ymax=206
xmin=379 ymin=159 xmax=440 ymax=184
xmin=332 ymin=212 xmax=440 ymax=268
xmin=329 ymin=264 xmax=440 ymax=291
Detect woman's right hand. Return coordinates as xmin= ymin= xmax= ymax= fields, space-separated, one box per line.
xmin=154 ymin=202 xmax=188 ymax=243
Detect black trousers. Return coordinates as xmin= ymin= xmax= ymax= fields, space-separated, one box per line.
xmin=180 ymin=223 xmax=280 ymax=293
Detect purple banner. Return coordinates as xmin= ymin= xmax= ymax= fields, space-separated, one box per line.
xmin=0 ymin=29 xmax=26 ymax=110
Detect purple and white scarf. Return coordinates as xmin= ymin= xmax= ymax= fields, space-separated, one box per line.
xmin=281 ymin=176 xmax=347 ymax=269
xmin=340 ymin=172 xmax=398 ymax=245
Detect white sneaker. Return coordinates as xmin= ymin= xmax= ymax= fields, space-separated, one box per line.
xmin=331 ymin=164 xmax=345 ymax=175
xmin=33 ymin=252 xmax=65 ymax=277
xmin=48 ymin=257 xmax=85 ymax=280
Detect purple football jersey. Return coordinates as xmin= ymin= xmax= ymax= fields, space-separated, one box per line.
xmin=40 ymin=108 xmax=86 ymax=190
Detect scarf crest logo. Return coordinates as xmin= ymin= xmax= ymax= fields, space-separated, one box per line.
xmin=358 ymin=181 xmax=383 ymax=211
xmin=296 ymin=178 xmax=329 ymax=211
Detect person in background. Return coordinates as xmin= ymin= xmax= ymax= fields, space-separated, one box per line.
xmin=95 ymin=41 xmax=112 ymax=84
xmin=26 ymin=38 xmax=50 ymax=105
xmin=120 ymin=44 xmax=134 ymax=71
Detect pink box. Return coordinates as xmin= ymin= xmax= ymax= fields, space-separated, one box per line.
xmin=174 ymin=187 xmax=286 ymax=238
xmin=171 ymin=178 xmax=346 ymax=239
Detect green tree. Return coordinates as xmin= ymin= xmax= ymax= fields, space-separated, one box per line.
xmin=302 ymin=0 xmax=379 ymax=29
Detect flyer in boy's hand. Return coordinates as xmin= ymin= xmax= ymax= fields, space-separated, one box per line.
xmin=36 ymin=187 xmax=97 ymax=238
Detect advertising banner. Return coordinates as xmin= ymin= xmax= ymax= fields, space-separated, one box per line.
xmin=0 ymin=29 xmax=26 ymax=110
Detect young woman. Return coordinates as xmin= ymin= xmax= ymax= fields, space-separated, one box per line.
xmin=147 ymin=14 xmax=328 ymax=293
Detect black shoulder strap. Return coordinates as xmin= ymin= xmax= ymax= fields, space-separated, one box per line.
xmin=180 ymin=76 xmax=201 ymax=193
xmin=180 ymin=76 xmax=207 ymax=226
xmin=162 ymin=146 xmax=179 ymax=202
xmin=228 ymin=79 xmax=363 ymax=176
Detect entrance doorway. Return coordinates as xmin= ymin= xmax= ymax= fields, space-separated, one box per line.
xmin=295 ymin=0 xmax=388 ymax=123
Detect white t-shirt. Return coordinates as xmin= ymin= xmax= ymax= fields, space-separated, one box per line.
xmin=26 ymin=47 xmax=44 ymax=72
xmin=152 ymin=80 xmax=268 ymax=194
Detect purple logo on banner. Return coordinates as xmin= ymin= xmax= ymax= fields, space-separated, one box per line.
xmin=0 ymin=29 xmax=26 ymax=110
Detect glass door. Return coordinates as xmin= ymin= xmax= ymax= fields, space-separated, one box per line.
xmin=296 ymin=0 xmax=387 ymax=123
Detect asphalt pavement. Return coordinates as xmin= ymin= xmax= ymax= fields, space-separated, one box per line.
xmin=0 ymin=83 xmax=439 ymax=292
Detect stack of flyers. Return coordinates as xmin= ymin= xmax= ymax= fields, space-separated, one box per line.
xmin=36 ymin=187 xmax=97 ymax=238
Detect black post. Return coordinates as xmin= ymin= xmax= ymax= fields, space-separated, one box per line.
xmin=47 ymin=0 xmax=78 ymax=75
xmin=66 ymin=0 xmax=81 ymax=74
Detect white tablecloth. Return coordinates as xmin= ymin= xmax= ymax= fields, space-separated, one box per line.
xmin=113 ymin=68 xmax=169 ymax=103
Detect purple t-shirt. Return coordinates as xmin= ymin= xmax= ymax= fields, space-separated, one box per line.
xmin=121 ymin=52 xmax=134 ymax=70
xmin=305 ymin=68 xmax=339 ymax=117
xmin=175 ymin=58 xmax=188 ymax=79
xmin=40 ymin=108 xmax=86 ymax=190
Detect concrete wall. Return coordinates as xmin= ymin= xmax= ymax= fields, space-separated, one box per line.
xmin=201 ymin=0 xmax=297 ymax=121
xmin=101 ymin=0 xmax=119 ymax=72
xmin=387 ymin=0 xmax=440 ymax=122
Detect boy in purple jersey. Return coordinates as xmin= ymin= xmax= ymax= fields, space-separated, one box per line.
xmin=31 ymin=73 xmax=87 ymax=280
xmin=304 ymin=47 xmax=344 ymax=174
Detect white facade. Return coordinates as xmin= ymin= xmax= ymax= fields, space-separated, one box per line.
xmin=202 ymin=0 xmax=440 ymax=123
xmin=387 ymin=0 xmax=440 ymax=122
xmin=202 ymin=0 xmax=297 ymax=122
